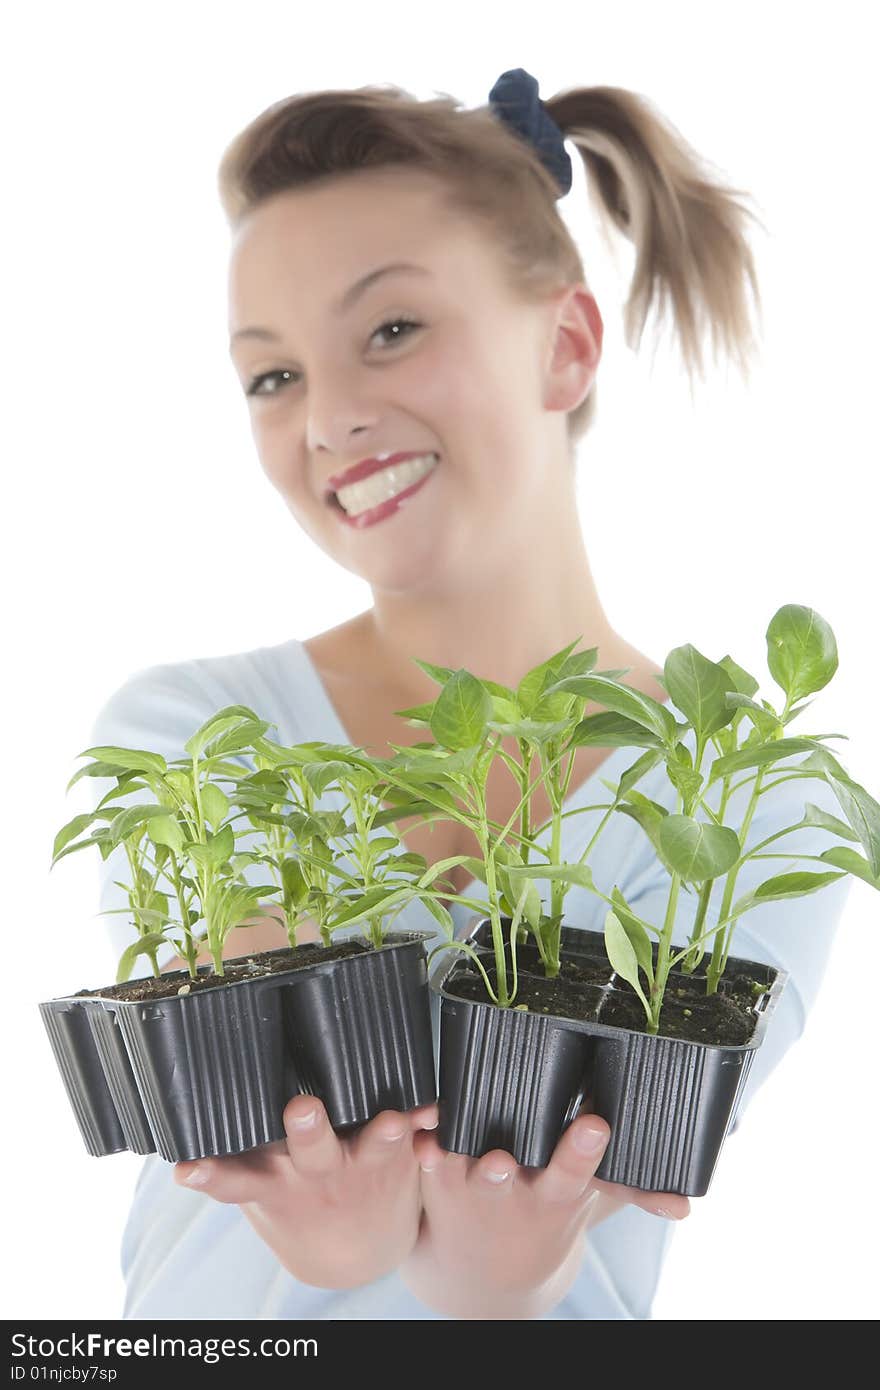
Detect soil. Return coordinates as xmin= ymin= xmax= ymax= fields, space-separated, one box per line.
xmin=597 ymin=985 xmax=755 ymax=1045
xmin=445 ymin=959 xmax=766 ymax=1046
xmin=73 ymin=939 xmax=373 ymax=1003
xmin=476 ymin=949 xmax=611 ymax=989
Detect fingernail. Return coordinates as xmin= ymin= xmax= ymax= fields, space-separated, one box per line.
xmin=485 ymin=1169 xmax=511 ymax=1184
xmin=183 ymin=1166 xmax=208 ymax=1186
xmin=653 ymin=1206 xmax=673 ymax=1218
xmin=419 ymin=1160 xmax=438 ymax=1173
xmin=291 ymin=1107 xmax=318 ymax=1129
xmin=573 ymin=1124 xmax=608 ymax=1156
xmin=383 ymin=1128 xmax=406 ymax=1142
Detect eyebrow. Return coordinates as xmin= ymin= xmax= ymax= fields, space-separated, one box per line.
xmin=229 ymin=261 xmax=432 ymax=347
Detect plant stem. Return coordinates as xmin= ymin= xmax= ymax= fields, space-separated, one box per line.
xmin=705 ymin=767 xmax=766 ymax=993
xmin=649 ymin=871 xmax=682 ymax=1034
xmin=476 ymin=776 xmax=510 ymax=1007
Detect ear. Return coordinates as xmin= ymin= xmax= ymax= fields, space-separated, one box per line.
xmin=542 ymin=286 xmax=603 ymax=413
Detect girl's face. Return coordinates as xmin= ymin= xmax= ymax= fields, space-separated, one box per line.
xmin=228 ymin=166 xmax=597 ymax=595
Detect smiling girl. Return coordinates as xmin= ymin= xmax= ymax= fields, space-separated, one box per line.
xmin=87 ymin=70 xmax=850 ymax=1319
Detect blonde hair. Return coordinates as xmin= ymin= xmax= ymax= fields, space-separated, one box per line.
xmin=218 ymin=80 xmax=764 ymax=444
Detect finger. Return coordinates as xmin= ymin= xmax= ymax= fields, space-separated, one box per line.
xmin=350 ymin=1110 xmax=412 ymax=1170
xmin=412 ymin=1130 xmax=445 ymax=1172
xmin=282 ymin=1095 xmax=344 ymax=1179
xmin=413 ymin=1129 xmax=469 ymax=1178
xmin=467 ymin=1149 xmax=517 ymax=1195
xmin=407 ymin=1103 xmax=440 ymax=1131
xmin=592 ymin=1177 xmax=691 ymax=1220
xmin=173 ymin=1150 xmax=280 ymax=1205
xmin=532 ymin=1116 xmax=610 ymax=1205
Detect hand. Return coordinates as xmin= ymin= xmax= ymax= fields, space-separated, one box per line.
xmin=401 ymin=1111 xmax=690 ymax=1319
xmin=173 ymin=1095 xmax=439 ymax=1289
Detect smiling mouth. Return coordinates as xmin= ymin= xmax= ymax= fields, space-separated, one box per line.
xmin=325 ymin=453 xmax=440 ymax=516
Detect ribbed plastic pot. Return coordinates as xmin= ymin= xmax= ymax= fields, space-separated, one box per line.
xmin=40 ymin=930 xmax=436 ymax=1163
xmin=431 ymin=917 xmax=787 ymax=1196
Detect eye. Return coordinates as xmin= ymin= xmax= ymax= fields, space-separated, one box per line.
xmin=368 ymin=315 xmax=422 ymax=349
xmin=244 ymin=317 xmax=422 ymax=398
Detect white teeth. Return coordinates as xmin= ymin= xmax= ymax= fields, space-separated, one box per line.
xmin=336 ymin=454 xmax=439 ymax=515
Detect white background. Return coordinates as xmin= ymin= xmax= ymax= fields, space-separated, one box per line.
xmin=3 ymin=0 xmax=876 ymax=1321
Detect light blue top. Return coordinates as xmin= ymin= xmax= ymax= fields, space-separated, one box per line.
xmin=85 ymin=637 xmax=853 ymax=1320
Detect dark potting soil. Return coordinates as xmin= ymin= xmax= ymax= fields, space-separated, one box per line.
xmin=447 ymin=969 xmax=604 ymax=1025
xmin=597 ymin=985 xmax=756 ymax=1045
xmin=480 ymin=952 xmax=611 ymax=989
xmin=73 ymin=940 xmax=372 ymax=1003
xmin=519 ymin=955 xmax=611 ymax=988
xmin=446 ymin=964 xmax=762 ymax=1045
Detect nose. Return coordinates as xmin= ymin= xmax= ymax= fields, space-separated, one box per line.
xmin=305 ymin=369 xmax=379 ymax=457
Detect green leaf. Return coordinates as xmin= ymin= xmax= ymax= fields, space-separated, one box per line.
xmin=183 ymin=706 xmax=264 ymax=761
xmin=717 ymin=655 xmax=760 ymax=699
xmin=663 ymin=743 xmax=705 ymax=805
xmin=301 ymin=760 xmax=356 ymax=797
xmin=664 ymin=644 xmax=736 ymax=744
xmin=66 ymin=760 xmax=138 ymax=793
xmin=52 ymin=812 xmax=99 ymax=862
xmin=614 ymin=788 xmax=671 ymax=853
xmin=186 ymin=823 xmax=235 ymax=870
xmin=802 ymin=802 xmax=859 ymax=841
xmin=325 ymin=883 xmax=414 ymax=930
xmin=392 ymin=701 xmax=436 ymax=725
xmin=50 ymin=831 xmax=107 ymax=867
xmin=722 ymin=693 xmax=782 ymax=739
xmin=516 ymin=639 xmax=583 ymax=716
xmin=78 ymin=746 xmax=167 ymax=777
xmin=568 ymin=710 xmax=664 ymax=750
xmin=411 ymin=657 xmax=456 ymax=688
xmin=707 ymin=737 xmax=832 ymax=785
xmin=115 ymin=933 xmax=169 ymax=984
xmin=766 ymin=605 xmax=838 ymax=705
xmin=488 ymin=695 xmax=524 ymax=725
xmin=203 ymin=720 xmax=269 ymax=761
xmin=732 ymin=869 xmax=847 ymax=916
xmin=487 ymin=717 xmax=572 ymax=742
xmin=147 ymin=814 xmax=185 ymax=854
xmin=817 ymin=846 xmax=880 ymax=889
xmin=367 ymin=835 xmax=400 ymax=859
xmin=430 ymin=670 xmax=492 ymax=750
xmin=199 ymin=783 xmax=230 ymax=829
xmin=385 ymin=851 xmax=429 ymax=876
xmin=370 ymin=799 xmax=443 ymax=829
xmin=609 ymin=750 xmax=666 ymax=802
xmin=816 ymin=766 xmax=880 ymax=878
xmin=281 ymin=858 xmax=309 ymax=908
xmin=554 ymin=648 xmax=600 ymax=683
xmin=609 ymin=886 xmax=655 ymax=977
xmin=420 ymin=895 xmax=455 ymax=937
xmin=108 ymin=803 xmax=179 ymax=846
xmin=506 ymin=862 xmax=597 ymax=891
xmin=492 ymin=843 xmax=542 ymax=929
xmin=414 ymin=854 xmax=475 ymax=889
xmin=544 ymin=674 xmax=677 ymax=744
xmin=604 ymin=910 xmax=651 ymax=1014
xmin=658 ymin=815 xmax=741 ymax=883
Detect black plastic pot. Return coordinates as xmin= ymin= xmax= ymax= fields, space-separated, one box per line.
xmin=41 ymin=930 xmax=436 ymax=1163
xmin=431 ymin=918 xmax=787 ymax=1196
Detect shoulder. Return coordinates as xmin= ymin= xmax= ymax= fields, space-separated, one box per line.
xmin=89 ymin=636 xmax=309 ymax=755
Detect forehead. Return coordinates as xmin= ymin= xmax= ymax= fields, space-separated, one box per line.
xmin=227 ymin=168 xmax=501 ymax=314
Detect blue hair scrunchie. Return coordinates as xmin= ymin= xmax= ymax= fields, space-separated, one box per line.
xmin=488 ymin=67 xmax=572 ymax=198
